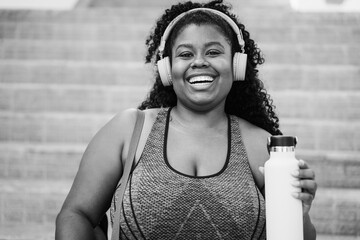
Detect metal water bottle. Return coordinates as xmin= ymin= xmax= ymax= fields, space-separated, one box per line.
xmin=264 ymin=136 xmax=303 ymax=240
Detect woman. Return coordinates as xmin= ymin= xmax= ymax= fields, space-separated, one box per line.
xmin=56 ymin=0 xmax=317 ymax=239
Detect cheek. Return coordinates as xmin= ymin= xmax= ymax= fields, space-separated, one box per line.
xmin=171 ymin=60 xmax=188 ymax=80
xmin=217 ymin=58 xmax=234 ymax=79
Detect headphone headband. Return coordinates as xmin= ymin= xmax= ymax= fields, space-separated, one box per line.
xmin=158 ymin=8 xmax=245 ymax=58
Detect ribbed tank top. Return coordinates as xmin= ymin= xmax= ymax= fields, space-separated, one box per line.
xmin=111 ymin=108 xmax=266 ymax=239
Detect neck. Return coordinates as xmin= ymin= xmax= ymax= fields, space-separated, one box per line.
xmin=171 ymin=105 xmax=227 ymax=131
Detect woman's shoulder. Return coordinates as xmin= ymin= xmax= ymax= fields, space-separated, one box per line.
xmin=111 ymin=107 xmax=163 ymax=138
xmin=110 ymin=108 xmax=161 ymax=127
xmin=143 ymin=107 xmax=162 ymax=120
xmin=234 ymin=116 xmax=271 ymax=142
xmin=235 ymin=117 xmax=270 ymax=166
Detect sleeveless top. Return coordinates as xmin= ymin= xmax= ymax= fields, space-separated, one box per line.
xmin=111 ymin=108 xmax=266 ymax=240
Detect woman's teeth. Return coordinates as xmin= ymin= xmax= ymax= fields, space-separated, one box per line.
xmin=188 ymin=76 xmax=214 ymax=84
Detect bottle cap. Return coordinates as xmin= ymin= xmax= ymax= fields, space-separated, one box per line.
xmin=268 ymin=135 xmax=297 ymax=147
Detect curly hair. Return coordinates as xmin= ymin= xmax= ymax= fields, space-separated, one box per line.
xmin=138 ymin=0 xmax=281 ymax=135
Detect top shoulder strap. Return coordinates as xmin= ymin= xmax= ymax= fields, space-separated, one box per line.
xmin=111 ymin=109 xmax=145 ymax=240
xmin=125 ymin=110 xmax=145 ymax=172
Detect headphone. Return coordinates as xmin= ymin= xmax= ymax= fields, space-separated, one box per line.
xmin=157 ymin=8 xmax=247 ymax=87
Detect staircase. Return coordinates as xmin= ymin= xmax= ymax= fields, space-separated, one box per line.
xmin=0 ymin=0 xmax=359 ymax=239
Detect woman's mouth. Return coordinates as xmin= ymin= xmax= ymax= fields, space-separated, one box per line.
xmin=188 ymin=75 xmax=214 ymax=85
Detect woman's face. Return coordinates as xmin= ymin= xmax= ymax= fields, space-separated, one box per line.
xmin=170 ymin=24 xmax=233 ymax=111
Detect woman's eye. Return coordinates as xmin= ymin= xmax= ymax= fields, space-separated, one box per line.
xmin=207 ymin=50 xmax=221 ymax=56
xmin=178 ymin=52 xmax=193 ymax=58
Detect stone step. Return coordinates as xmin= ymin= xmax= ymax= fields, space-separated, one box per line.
xmin=271 ymin=90 xmax=360 ymax=120
xmin=0 ymin=39 xmax=358 ymax=65
xmin=260 ymin=64 xmax=360 ymax=91
xmin=297 ymin=150 xmax=360 ymax=189
xmin=0 ymin=112 xmax=111 ymax=143
xmin=0 ymin=143 xmax=84 ymax=180
xmin=1 ymin=8 xmax=359 ymax=27
xmin=1 ymin=84 xmax=359 ymax=120
xmin=0 ymin=22 xmax=151 ymax=42
xmin=0 ymin=142 xmax=359 ymax=189
xmin=84 ymin=0 xmax=290 ymax=8
xmin=85 ymin=0 xmax=178 ymax=8
xmin=280 ymin=118 xmax=360 ymax=152
xmin=0 ymin=60 xmax=359 ymax=91
xmin=0 ymin=223 xmax=54 ymax=240
xmin=0 ymin=8 xmax=163 ymax=25
xmin=0 ymin=60 xmax=164 ymax=86
xmin=0 ymin=84 xmax=149 ymax=113
xmin=246 ymin=25 xmax=360 ymax=45
xmin=0 ymin=39 xmax=145 ymax=62
xmin=317 ymin=235 xmax=360 ymax=240
xmin=0 ymin=179 xmax=71 ymax=226
xmin=0 ymin=60 xmax=151 ymax=86
xmin=1 ymin=21 xmax=358 ymax=45
xmin=1 ymin=113 xmax=359 ymax=151
xmin=310 ymin=188 xmax=360 ymax=236
xmin=0 ymin=179 xmax=359 ymax=236
xmin=261 ymin=43 xmax=359 ymax=66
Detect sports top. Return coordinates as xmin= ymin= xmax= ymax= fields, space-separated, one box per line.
xmin=111 ymin=107 xmax=266 ymax=239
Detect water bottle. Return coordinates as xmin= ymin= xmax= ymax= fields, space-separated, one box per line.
xmin=264 ymin=135 xmax=303 ymax=240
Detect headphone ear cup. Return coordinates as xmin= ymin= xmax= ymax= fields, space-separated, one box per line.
xmin=157 ymin=57 xmax=173 ymax=86
xmin=233 ymin=52 xmax=247 ymax=81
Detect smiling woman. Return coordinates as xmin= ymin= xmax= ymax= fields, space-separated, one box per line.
xmin=55 ymin=1 xmax=318 ymax=239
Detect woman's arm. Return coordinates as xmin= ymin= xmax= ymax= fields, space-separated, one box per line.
xmin=55 ymin=109 xmax=139 ymax=240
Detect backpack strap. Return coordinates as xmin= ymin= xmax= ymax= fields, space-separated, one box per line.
xmin=111 ymin=109 xmax=145 ymax=240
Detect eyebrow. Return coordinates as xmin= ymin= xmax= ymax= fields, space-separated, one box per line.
xmin=175 ymin=41 xmax=225 ymax=51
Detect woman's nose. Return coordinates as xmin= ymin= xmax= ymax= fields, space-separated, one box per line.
xmin=190 ymin=55 xmax=210 ymax=68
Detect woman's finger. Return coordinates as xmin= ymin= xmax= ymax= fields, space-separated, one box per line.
xmin=292 ymin=192 xmax=314 ymax=205
xmin=292 ymin=168 xmax=315 ymax=180
xmin=292 ymin=180 xmax=317 ymax=196
xmin=292 ymin=191 xmax=314 ymax=215
xmin=298 ymin=159 xmax=308 ymax=169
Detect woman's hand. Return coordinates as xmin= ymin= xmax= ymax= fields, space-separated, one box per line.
xmin=259 ymin=159 xmax=317 ymax=215
xmin=291 ymin=159 xmax=317 ymax=216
